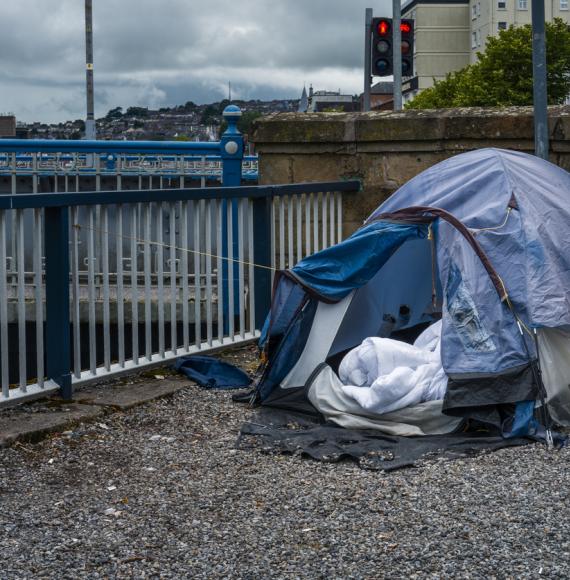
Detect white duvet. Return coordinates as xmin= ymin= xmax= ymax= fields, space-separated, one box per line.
xmin=339 ymin=321 xmax=447 ymax=415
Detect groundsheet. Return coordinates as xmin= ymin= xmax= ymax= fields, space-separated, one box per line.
xmin=237 ymin=408 xmax=532 ymax=471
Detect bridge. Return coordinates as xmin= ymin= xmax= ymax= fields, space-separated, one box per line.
xmin=0 ymin=105 xmax=359 ymax=408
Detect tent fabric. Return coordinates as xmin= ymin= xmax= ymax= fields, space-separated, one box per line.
xmin=367 ymin=148 xmax=570 ymax=328
xmin=537 ymin=328 xmax=570 ymax=425
xmin=436 ymin=219 xmax=532 ymax=375
xmin=330 ymin=239 xmax=437 ymax=355
xmin=257 ymin=297 xmax=318 ymax=401
xmin=175 ymin=355 xmax=251 ymax=389
xmin=281 ymin=294 xmax=353 ymax=389
xmin=288 ymin=221 xmax=428 ymax=303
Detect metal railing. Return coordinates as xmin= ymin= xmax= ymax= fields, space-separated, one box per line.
xmin=0 ymin=180 xmax=360 ymax=407
xmin=0 ymin=151 xmax=258 ymax=183
xmin=0 ymin=105 xmax=255 ymax=290
xmin=0 ymin=106 xmax=257 ymax=198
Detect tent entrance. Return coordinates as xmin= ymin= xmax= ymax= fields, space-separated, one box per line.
xmin=329 ymin=236 xmax=441 ymax=360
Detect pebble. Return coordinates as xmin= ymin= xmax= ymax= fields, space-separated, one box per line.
xmin=0 ymin=345 xmax=568 ymax=578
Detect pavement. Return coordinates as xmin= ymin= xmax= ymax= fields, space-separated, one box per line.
xmin=0 ymin=373 xmax=189 ymax=449
xmin=0 ymin=343 xmax=260 ymax=448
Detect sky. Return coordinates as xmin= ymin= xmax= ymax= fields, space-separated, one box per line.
xmin=0 ymin=0 xmax=392 ymax=123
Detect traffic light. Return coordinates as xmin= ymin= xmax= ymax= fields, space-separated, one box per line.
xmin=400 ymin=19 xmax=414 ymax=77
xmin=370 ymin=17 xmax=415 ymax=77
xmin=371 ymin=17 xmax=393 ymax=77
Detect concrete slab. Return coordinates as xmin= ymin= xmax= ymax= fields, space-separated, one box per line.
xmin=73 ymin=376 xmax=189 ymax=410
xmin=0 ymin=404 xmax=104 ymax=448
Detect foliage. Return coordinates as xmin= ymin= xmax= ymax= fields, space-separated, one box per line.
xmin=407 ymin=18 xmax=570 ymax=109
xmin=217 ymin=99 xmax=231 ymax=114
xmin=105 ymin=106 xmax=123 ymax=119
xmin=125 ymin=106 xmax=149 ymax=117
xmin=200 ymin=105 xmax=219 ymax=125
xmin=218 ymin=110 xmax=264 ymax=137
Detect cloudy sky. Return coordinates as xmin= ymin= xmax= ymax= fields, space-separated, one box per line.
xmin=1 ymin=0 xmax=392 ymax=122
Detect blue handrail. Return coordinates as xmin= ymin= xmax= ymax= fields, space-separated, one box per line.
xmin=0 ymin=138 xmax=221 ymax=155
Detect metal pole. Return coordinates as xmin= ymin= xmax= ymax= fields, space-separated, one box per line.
xmin=85 ymin=0 xmax=96 ymax=140
xmin=45 ymin=207 xmax=72 ymax=400
xmin=252 ymin=196 xmax=272 ymax=330
xmin=532 ymin=0 xmax=548 ymax=159
xmin=363 ymin=8 xmax=373 ymax=112
xmin=392 ymin=0 xmax=402 ymax=111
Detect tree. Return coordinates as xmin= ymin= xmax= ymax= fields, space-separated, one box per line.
xmin=217 ymin=99 xmax=231 ymax=114
xmin=125 ymin=106 xmax=149 ymax=117
xmin=200 ymin=105 xmax=219 ymax=125
xmin=407 ymin=18 xmax=570 ymax=109
xmin=218 ymin=110 xmax=263 ymax=137
xmin=105 ymin=106 xmax=123 ymax=119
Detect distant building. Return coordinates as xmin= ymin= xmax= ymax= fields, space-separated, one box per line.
xmin=301 ymin=86 xmax=359 ymax=113
xmin=470 ymin=0 xmax=570 ymax=63
xmin=0 ymin=115 xmax=16 ymax=137
xmin=402 ymin=0 xmax=471 ymax=104
xmin=359 ymin=80 xmax=419 ymax=111
xmin=15 ymin=123 xmax=30 ymax=139
xmin=298 ymin=86 xmax=309 ymax=112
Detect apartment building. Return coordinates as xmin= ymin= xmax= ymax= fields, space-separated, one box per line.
xmin=470 ymin=0 xmax=570 ymax=62
xmin=402 ymin=0 xmax=471 ymax=101
xmin=401 ymin=0 xmax=570 ymax=102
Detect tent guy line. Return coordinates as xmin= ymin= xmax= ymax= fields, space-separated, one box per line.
xmin=72 ymin=222 xmax=277 ymax=272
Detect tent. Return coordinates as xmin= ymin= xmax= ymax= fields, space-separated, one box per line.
xmin=253 ymin=148 xmax=570 ymax=440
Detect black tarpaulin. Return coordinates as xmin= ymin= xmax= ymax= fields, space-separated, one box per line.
xmin=236 ymin=409 xmax=533 ymax=471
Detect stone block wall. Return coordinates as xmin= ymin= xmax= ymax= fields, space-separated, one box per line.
xmin=252 ymin=106 xmax=570 ymax=235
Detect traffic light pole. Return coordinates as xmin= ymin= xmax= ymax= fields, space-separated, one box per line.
xmin=363 ymin=8 xmax=372 ymax=112
xmin=392 ymin=0 xmax=402 ymax=111
xmin=532 ymin=0 xmax=548 ymax=160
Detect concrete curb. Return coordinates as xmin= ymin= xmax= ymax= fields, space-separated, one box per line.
xmin=0 ymin=376 xmax=190 ymax=448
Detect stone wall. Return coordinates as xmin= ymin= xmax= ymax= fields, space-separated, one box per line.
xmin=252 ymin=106 xmax=570 ymax=234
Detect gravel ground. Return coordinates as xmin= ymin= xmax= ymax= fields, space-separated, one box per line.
xmin=1 ymin=346 xmax=570 ymax=579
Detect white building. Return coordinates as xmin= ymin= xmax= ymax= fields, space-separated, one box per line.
xmin=470 ymin=0 xmax=569 ymax=62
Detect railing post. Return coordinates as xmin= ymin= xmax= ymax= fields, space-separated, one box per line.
xmin=220 ymin=105 xmax=244 ymax=187
xmin=220 ymin=105 xmax=244 ymax=334
xmin=252 ymin=195 xmax=273 ymax=329
xmin=44 ymin=206 xmax=72 ymax=399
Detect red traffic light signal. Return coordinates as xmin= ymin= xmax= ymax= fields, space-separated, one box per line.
xmin=400 ymin=21 xmax=412 ymax=34
xmin=377 ymin=19 xmax=390 ymax=36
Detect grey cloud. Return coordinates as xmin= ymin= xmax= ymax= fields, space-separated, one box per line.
xmin=0 ymin=0 xmax=391 ymax=121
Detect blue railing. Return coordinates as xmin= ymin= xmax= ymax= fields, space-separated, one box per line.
xmin=0 ymin=179 xmax=360 ymax=407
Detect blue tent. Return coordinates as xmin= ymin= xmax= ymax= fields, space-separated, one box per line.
xmin=255 ymin=149 xmax=570 ymax=437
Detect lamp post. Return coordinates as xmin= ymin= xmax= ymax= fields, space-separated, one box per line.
xmin=85 ymin=0 xmax=96 ymax=140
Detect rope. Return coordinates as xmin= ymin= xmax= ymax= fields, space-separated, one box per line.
xmin=470 ymin=207 xmax=512 ymax=235
xmin=72 ymin=222 xmax=277 ymax=272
